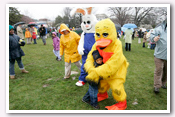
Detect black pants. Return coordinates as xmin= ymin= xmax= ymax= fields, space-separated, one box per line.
xmin=143 ymin=42 xmax=145 ymax=47
xmin=125 ymin=43 xmax=131 ymax=51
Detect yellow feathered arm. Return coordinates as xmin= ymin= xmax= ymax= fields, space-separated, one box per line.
xmin=84 ymin=40 xmax=128 ymax=83
xmin=84 ymin=44 xmax=99 ymax=83
xmin=95 ymin=41 xmax=127 ymax=79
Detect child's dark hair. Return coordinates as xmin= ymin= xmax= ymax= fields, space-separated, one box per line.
xmin=92 ymin=50 xmax=103 ymax=60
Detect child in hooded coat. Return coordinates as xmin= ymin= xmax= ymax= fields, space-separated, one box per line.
xmin=25 ymin=28 xmax=32 ymax=44
xmin=52 ymin=32 xmax=61 ymax=61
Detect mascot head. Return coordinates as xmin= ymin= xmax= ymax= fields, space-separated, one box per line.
xmin=70 ymin=7 xmax=98 ymax=33
xmin=95 ymin=18 xmax=117 ymax=49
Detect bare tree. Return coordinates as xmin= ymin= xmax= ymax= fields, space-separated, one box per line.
xmin=133 ymin=7 xmax=154 ymax=27
xmin=154 ymin=7 xmax=167 ymax=23
xmin=62 ymin=7 xmax=72 ymax=22
xmin=109 ymin=7 xmax=132 ymax=26
xmin=62 ymin=7 xmax=77 ymax=28
xmin=141 ymin=7 xmax=167 ymax=28
xmin=21 ymin=15 xmax=34 ymax=24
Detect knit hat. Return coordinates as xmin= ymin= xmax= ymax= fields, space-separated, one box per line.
xmin=92 ymin=50 xmax=103 ymax=60
xmin=9 ymin=25 xmax=14 ymax=31
xmin=52 ymin=32 xmax=57 ymax=36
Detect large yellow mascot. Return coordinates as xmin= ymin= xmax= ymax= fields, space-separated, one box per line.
xmin=84 ymin=19 xmax=129 ymax=110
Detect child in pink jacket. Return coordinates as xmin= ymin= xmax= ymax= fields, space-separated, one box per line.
xmin=52 ymin=32 xmax=61 ymax=61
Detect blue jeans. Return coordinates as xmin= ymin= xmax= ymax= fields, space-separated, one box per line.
xmin=33 ymin=39 xmax=37 ymax=44
xmin=83 ymin=84 xmax=98 ymax=106
xmin=78 ymin=54 xmax=88 ymax=82
xmin=150 ymin=44 xmax=156 ymax=49
xmin=9 ymin=57 xmax=24 ymax=75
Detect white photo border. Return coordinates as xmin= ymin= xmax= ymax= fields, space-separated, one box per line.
xmin=6 ymin=3 xmax=170 ymax=114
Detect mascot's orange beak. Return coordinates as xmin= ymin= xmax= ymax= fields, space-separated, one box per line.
xmin=96 ymin=39 xmax=112 ymax=48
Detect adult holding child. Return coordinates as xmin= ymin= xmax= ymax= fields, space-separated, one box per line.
xmin=84 ymin=19 xmax=129 ymax=110
xmin=59 ymin=23 xmax=82 ymax=79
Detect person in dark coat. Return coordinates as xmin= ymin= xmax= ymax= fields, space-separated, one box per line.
xmin=132 ymin=30 xmax=135 ymax=40
xmin=39 ymin=24 xmax=46 ymax=45
xmin=9 ymin=25 xmax=29 ymax=79
xmin=138 ymin=29 xmax=143 ymax=43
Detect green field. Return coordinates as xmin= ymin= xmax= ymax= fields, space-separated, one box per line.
xmin=9 ymin=36 xmax=167 ymax=110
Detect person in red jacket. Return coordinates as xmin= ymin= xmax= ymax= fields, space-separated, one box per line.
xmin=32 ymin=28 xmax=37 ymax=44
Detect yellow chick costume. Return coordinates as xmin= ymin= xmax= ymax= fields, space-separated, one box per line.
xmin=84 ymin=19 xmax=129 ymax=110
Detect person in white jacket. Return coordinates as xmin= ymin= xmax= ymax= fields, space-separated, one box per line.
xmin=125 ymin=28 xmax=133 ymax=51
xmin=17 ymin=24 xmax=24 ymax=39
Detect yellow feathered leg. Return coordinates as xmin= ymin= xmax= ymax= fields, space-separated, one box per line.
xmin=105 ymin=78 xmax=127 ymax=110
xmin=97 ymin=79 xmax=110 ymax=102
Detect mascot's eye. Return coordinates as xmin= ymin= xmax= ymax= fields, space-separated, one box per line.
xmin=103 ymin=33 xmax=108 ymax=38
xmin=84 ymin=21 xmax=86 ymax=24
xmin=96 ymin=33 xmax=100 ymax=37
xmin=87 ymin=21 xmax=91 ymax=24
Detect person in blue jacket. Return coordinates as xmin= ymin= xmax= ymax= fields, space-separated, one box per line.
xmin=150 ymin=18 xmax=167 ymax=93
xmin=9 ymin=25 xmax=29 ymax=79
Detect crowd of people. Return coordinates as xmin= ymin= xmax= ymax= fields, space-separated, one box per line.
xmin=9 ymin=17 xmax=167 ymax=110
xmin=119 ymin=28 xmax=158 ymax=52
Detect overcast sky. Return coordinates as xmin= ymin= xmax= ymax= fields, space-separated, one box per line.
xmin=15 ymin=4 xmax=110 ymax=21
xmin=11 ymin=4 xmax=168 ymax=22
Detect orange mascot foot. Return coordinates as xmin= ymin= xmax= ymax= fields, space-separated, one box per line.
xmin=105 ymin=100 xmax=127 ymax=110
xmin=97 ymin=92 xmax=108 ymax=102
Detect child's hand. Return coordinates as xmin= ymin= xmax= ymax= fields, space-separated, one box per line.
xmin=53 ymin=44 xmax=54 ymax=46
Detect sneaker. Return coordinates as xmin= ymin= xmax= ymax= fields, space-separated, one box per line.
xmin=75 ymin=81 xmax=85 ymax=86
xmin=161 ymin=85 xmax=167 ymax=89
xmin=82 ymin=99 xmax=100 ymax=109
xmin=92 ymin=105 xmax=100 ymax=109
xmin=82 ymin=99 xmax=91 ymax=105
xmin=10 ymin=75 xmax=15 ymax=79
xmin=57 ymin=59 xmax=62 ymax=61
xmin=154 ymin=87 xmax=159 ymax=94
xmin=56 ymin=57 xmax=58 ymax=60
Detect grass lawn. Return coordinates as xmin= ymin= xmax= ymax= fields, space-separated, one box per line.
xmin=9 ymin=35 xmax=167 ymax=110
